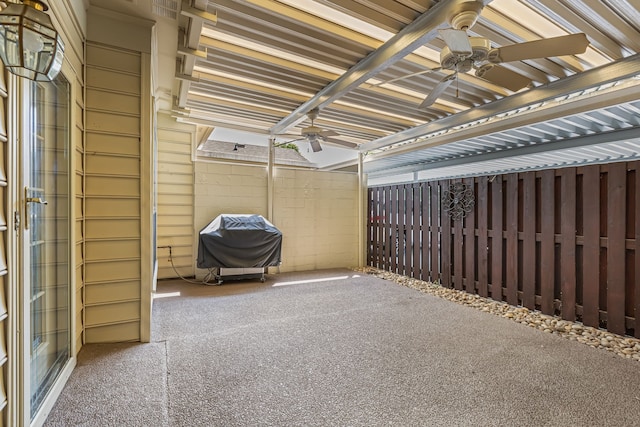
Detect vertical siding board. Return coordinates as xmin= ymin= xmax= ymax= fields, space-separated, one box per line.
xmin=477 ymin=177 xmax=489 ymax=297
xmin=491 ymin=176 xmax=503 ymax=301
xmin=441 ymin=181 xmax=452 ymax=287
xmin=413 ymin=184 xmax=422 ymax=280
xmin=582 ymin=165 xmax=601 ymax=328
xmin=561 ymin=169 xmax=577 ymax=321
xmin=607 ymin=163 xmax=626 ymax=334
xmin=541 ymin=170 xmax=556 ymax=315
xmin=522 ymin=172 xmax=536 ymax=309
xmin=506 ymin=175 xmax=519 ymax=305
xmin=430 ymin=182 xmax=440 ymax=283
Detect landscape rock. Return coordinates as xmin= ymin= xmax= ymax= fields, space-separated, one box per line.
xmin=354 ymin=266 xmax=640 ymax=363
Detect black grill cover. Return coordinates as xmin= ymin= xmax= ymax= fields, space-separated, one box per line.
xmin=197 ymin=214 xmax=282 ymax=268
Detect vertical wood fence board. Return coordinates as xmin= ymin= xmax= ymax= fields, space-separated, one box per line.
xmin=607 ymin=163 xmax=626 ymax=334
xmin=477 ymin=176 xmax=489 ymax=297
xmin=441 ymin=181 xmax=452 ymax=287
xmin=377 ymin=187 xmax=383 ymax=269
xmin=413 ymin=184 xmax=422 ymax=280
xmin=401 ymin=186 xmax=410 ymax=277
xmin=625 ymin=166 xmax=636 ymax=332
xmin=375 ymin=187 xmax=383 ymax=268
xmin=491 ymin=176 xmax=503 ymax=301
xmin=367 ymin=188 xmax=374 ymax=266
xmin=430 ymin=182 xmax=440 ymax=282
xmin=506 ymin=175 xmax=519 ymax=306
xmin=561 ymin=168 xmax=577 ymax=321
xmin=635 ymin=162 xmax=640 ymax=338
xmin=384 ymin=186 xmax=392 ymax=271
xmin=398 ymin=186 xmax=407 ymax=275
xmin=522 ymin=172 xmax=536 ymax=309
xmin=421 ymin=183 xmax=430 ymax=282
xmin=453 ymin=190 xmax=464 ymax=291
xmin=464 ymin=177 xmax=476 ymax=293
xmin=390 ymin=186 xmax=398 ymax=272
xmin=541 ymin=170 xmax=556 ymax=315
xmin=582 ymin=165 xmax=601 ymax=327
xmin=376 ymin=188 xmax=384 ymax=268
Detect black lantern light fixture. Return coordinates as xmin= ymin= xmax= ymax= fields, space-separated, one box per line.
xmin=0 ymin=0 xmax=64 ymax=81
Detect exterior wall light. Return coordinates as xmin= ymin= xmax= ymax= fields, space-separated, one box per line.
xmin=0 ymin=0 xmax=64 ymax=81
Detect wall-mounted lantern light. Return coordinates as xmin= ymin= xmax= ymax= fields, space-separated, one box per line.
xmin=0 ymin=0 xmax=64 ymax=81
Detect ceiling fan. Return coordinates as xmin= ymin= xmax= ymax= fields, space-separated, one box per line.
xmin=375 ymin=1 xmax=590 ymax=109
xmin=277 ymin=108 xmax=357 ymax=152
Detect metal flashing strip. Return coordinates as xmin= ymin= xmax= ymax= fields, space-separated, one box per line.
xmin=365 ymin=125 xmax=640 ymax=178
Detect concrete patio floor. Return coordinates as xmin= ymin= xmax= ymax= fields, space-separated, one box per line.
xmin=45 ymin=268 xmax=640 ymax=426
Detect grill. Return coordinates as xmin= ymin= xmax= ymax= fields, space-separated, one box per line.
xmin=197 ymin=214 xmax=282 ymax=284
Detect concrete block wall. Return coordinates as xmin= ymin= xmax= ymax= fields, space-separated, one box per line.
xmin=193 ymin=162 xmax=360 ymax=275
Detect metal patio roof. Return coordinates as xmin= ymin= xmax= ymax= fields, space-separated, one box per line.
xmin=99 ymin=0 xmax=640 ymax=182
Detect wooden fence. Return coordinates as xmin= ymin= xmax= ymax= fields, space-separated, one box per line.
xmin=367 ymin=162 xmax=639 ymax=338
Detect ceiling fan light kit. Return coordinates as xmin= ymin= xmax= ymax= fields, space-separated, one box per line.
xmin=440 ymin=37 xmax=491 ymax=69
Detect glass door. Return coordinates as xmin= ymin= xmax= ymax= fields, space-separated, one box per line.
xmin=21 ymin=73 xmax=71 ymax=421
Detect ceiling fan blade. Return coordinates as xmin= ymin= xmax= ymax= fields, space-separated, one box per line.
xmin=489 ymin=33 xmax=589 ymax=63
xmin=368 ymin=67 xmax=443 ymax=88
xmin=439 ymin=28 xmax=473 ymax=55
xmin=308 ymin=139 xmax=323 ymax=152
xmin=475 ymin=64 xmax=532 ymax=92
xmin=324 ymin=137 xmax=358 ymax=149
xmin=320 ymin=129 xmax=339 ymax=137
xmin=275 ymin=137 xmax=305 ymax=147
xmin=419 ymin=73 xmax=457 ymax=109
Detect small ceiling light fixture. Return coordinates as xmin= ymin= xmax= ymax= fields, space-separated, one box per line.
xmin=0 ymin=0 xmax=64 ymax=81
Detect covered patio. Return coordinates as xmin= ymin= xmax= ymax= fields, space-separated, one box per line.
xmin=45 ymin=269 xmax=640 ymax=426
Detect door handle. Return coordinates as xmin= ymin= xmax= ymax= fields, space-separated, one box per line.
xmin=24 ymin=188 xmax=48 ymax=230
xmin=26 ymin=197 xmax=48 ymax=205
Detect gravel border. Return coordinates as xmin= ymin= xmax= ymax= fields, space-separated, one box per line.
xmin=354 ymin=267 xmax=640 ymax=362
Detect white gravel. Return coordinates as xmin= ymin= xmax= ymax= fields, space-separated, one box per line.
xmin=355 ymin=267 xmax=640 ymax=363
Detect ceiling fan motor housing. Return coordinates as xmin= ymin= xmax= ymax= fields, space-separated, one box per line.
xmin=440 ymin=37 xmax=491 ymax=69
xmin=302 ymin=125 xmax=323 ymax=138
xmin=448 ymin=1 xmax=483 ymax=30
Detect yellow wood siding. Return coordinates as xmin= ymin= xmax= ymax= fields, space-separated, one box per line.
xmin=156 ymin=114 xmax=194 ymax=279
xmin=84 ymin=42 xmax=142 ymax=342
xmin=74 ymin=71 xmax=85 ymax=353
xmin=0 ymin=62 xmax=8 ymax=420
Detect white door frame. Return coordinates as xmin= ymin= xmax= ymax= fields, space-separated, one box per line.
xmin=6 ymin=61 xmax=77 ymax=427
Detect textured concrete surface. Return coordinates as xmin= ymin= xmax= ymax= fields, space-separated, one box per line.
xmin=46 ymin=269 xmax=640 ymax=426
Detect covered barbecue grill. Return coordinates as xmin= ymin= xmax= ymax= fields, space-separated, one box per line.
xmin=197 ymin=214 xmax=282 ymax=283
